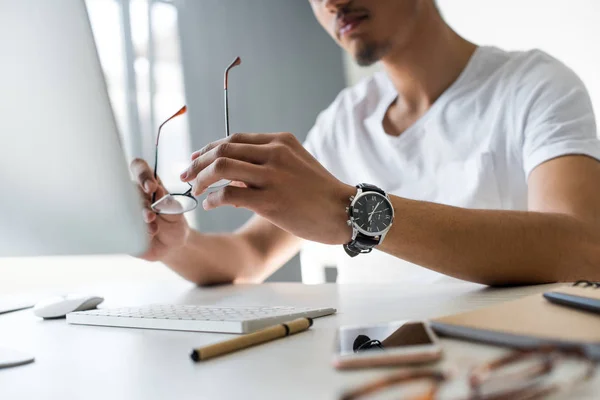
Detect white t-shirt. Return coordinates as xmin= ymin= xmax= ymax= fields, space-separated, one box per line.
xmin=303 ymin=46 xmax=600 ymax=284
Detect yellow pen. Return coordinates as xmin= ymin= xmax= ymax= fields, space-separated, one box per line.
xmin=190 ymin=317 xmax=313 ymax=362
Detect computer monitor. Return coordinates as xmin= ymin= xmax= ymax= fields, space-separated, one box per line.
xmin=0 ymin=0 xmax=148 ymax=367
xmin=0 ymin=0 xmax=148 ymax=257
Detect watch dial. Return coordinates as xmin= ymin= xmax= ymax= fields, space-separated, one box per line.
xmin=352 ymin=193 xmax=393 ymax=234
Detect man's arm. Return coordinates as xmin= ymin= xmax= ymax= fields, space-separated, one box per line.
xmin=377 ymin=155 xmax=600 ymax=285
xmin=163 ymin=215 xmax=302 ymax=285
xmin=183 ymin=133 xmax=600 ymax=286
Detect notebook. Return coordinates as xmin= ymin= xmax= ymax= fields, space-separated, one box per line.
xmin=430 ymin=281 xmax=600 ymax=359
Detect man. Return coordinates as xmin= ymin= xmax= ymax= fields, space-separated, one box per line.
xmin=131 ymin=0 xmax=600 ymax=286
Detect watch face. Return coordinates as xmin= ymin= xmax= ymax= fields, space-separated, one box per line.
xmin=351 ymin=192 xmax=393 ymax=235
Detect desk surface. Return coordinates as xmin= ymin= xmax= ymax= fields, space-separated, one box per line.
xmin=0 ymin=281 xmax=597 ymax=400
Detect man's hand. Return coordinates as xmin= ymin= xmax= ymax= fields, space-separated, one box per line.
xmin=180 ymin=132 xmax=353 ymax=245
xmin=130 ymin=159 xmax=190 ymax=262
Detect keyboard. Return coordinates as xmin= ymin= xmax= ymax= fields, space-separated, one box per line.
xmin=66 ymin=305 xmax=337 ymax=334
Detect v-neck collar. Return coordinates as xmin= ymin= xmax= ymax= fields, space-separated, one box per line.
xmin=365 ymin=46 xmax=484 ymax=148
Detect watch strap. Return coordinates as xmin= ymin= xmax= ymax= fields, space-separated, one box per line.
xmin=343 ymin=233 xmax=380 ymax=257
xmin=357 ymin=183 xmax=385 ymax=195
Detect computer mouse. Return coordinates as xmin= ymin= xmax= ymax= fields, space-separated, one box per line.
xmin=33 ymin=294 xmax=104 ymax=319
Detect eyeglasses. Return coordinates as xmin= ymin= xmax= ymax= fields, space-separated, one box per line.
xmin=151 ymin=57 xmax=242 ymax=215
xmin=340 ymin=346 xmax=595 ymax=400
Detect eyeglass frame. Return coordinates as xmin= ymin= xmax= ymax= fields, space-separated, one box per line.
xmin=151 ymin=105 xmax=196 ymax=213
xmin=339 ymin=346 xmax=596 ymax=400
xmin=150 ymin=56 xmax=242 ymax=214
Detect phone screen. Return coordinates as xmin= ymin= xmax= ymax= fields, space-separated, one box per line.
xmin=336 ymin=321 xmax=435 ymax=356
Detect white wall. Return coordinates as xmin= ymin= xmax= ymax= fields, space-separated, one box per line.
xmin=346 ymin=0 xmax=600 ymax=123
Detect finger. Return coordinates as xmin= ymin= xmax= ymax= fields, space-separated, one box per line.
xmin=182 ymin=143 xmax=270 ymax=182
xmin=202 ymin=186 xmax=260 ymax=210
xmin=130 ymin=158 xmax=157 ymax=193
xmin=143 ymin=208 xmax=156 ymax=224
xmin=157 ymin=212 xmax=183 ymax=224
xmin=191 ymin=133 xmax=275 ymax=161
xmin=134 ymin=165 xmax=167 ymax=200
xmin=142 ymin=199 xmax=158 ymax=224
xmin=192 ymin=158 xmax=267 ymax=196
xmin=147 ymin=221 xmax=159 ymax=236
xmin=137 ymin=184 xmax=151 ymax=202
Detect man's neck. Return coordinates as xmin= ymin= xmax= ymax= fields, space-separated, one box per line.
xmin=381 ymin=11 xmax=477 ymax=114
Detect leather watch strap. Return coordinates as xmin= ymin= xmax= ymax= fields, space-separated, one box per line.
xmin=343 ymin=233 xmax=380 ymax=257
xmin=357 ymin=183 xmax=385 ymax=195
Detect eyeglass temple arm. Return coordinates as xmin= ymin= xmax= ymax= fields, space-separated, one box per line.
xmin=224 ymin=57 xmax=242 ymax=137
xmin=153 ymin=105 xmax=188 ymax=179
xmin=152 ymin=105 xmax=187 ymax=204
xmin=341 ymin=370 xmax=446 ymax=400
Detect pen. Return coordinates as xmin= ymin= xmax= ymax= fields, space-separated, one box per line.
xmin=190 ymin=317 xmax=313 ymax=362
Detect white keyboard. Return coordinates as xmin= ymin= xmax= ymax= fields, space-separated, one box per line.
xmin=66 ymin=305 xmax=336 ymax=334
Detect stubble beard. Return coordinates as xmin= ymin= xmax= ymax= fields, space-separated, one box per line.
xmin=354 ymin=40 xmax=391 ymax=66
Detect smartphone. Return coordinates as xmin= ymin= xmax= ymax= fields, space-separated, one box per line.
xmin=332 ymin=320 xmax=442 ymax=370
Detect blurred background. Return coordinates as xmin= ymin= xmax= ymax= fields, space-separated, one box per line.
xmin=1 ymin=0 xmax=599 ymax=293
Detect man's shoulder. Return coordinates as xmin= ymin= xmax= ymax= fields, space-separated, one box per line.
xmin=483 ymin=46 xmax=583 ymax=88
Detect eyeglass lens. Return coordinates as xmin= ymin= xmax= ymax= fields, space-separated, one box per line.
xmin=151 ymin=194 xmax=198 ymax=215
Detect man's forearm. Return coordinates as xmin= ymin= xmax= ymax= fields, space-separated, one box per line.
xmin=161 ymin=230 xmax=263 ymax=286
xmin=379 ymin=197 xmax=600 ymax=285
xmin=160 ymin=215 xmax=302 ymax=286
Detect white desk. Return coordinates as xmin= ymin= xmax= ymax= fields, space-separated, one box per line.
xmin=0 ymin=282 xmax=598 ymax=399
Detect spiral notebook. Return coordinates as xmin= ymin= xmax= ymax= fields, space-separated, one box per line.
xmin=431 ymin=281 xmax=600 ymax=359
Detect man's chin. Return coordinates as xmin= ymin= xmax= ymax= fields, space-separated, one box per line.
xmin=354 ymin=51 xmax=380 ymax=67
xmin=355 ymin=56 xmax=378 ymax=67
xmin=350 ymin=41 xmax=386 ymax=67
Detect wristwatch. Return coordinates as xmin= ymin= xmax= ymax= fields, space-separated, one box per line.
xmin=344 ymin=183 xmax=394 ymax=257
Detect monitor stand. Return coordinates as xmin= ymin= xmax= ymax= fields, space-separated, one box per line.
xmin=0 ymin=297 xmax=36 ymax=368
xmin=0 ymin=346 xmax=34 ymax=369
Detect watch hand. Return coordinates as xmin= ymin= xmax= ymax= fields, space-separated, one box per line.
xmin=373 ymin=201 xmax=382 ymax=213
xmin=368 ymin=202 xmax=382 ymax=222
